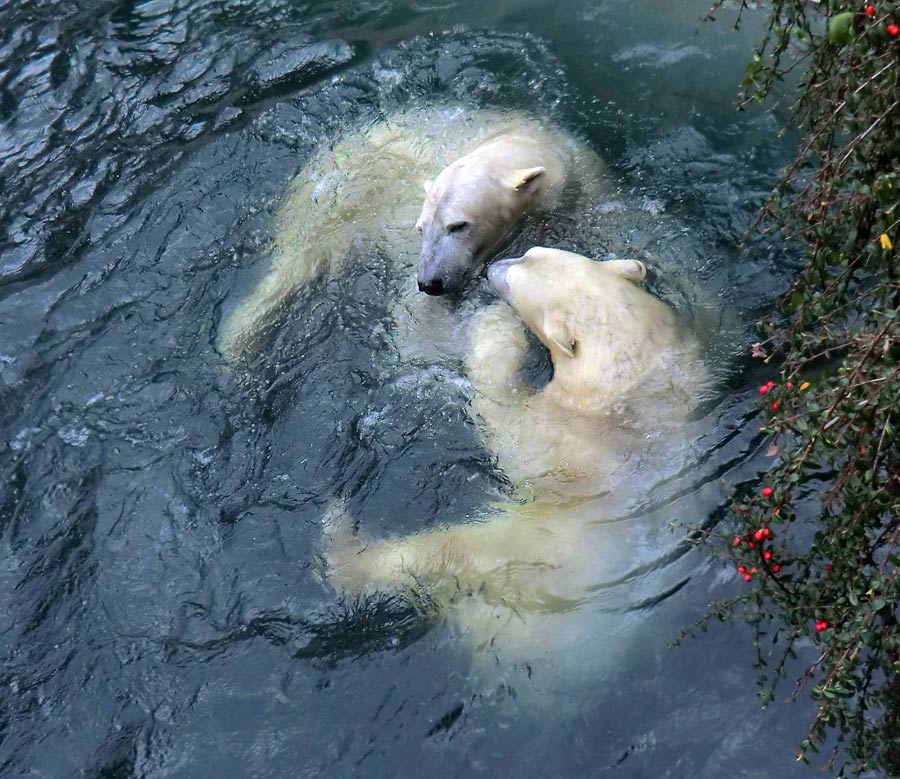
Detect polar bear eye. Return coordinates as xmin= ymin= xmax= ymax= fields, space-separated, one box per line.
xmin=447 ymin=221 xmax=469 ymax=234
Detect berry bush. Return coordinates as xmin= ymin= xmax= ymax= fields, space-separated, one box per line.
xmin=699 ymin=1 xmax=900 ymax=774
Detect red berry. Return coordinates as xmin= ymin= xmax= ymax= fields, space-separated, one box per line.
xmin=766 ymin=381 xmax=776 ymax=389
xmin=748 ymin=541 xmax=756 ymax=549
xmin=744 ymin=574 xmax=752 ymax=582
xmin=888 ymin=23 xmax=900 ymax=35
xmin=749 ymin=567 xmax=758 ymax=574
xmin=771 ymin=401 xmax=779 ymax=411
xmin=772 ymin=564 xmax=782 ymax=573
xmin=866 ymin=4 xmax=876 ymax=16
xmin=754 ymin=529 xmax=765 ymax=542
xmin=763 ymin=527 xmax=773 ymax=538
xmin=786 ymin=382 xmax=793 ymax=389
xmin=816 ymin=621 xmax=830 ymax=632
xmin=733 ymin=536 xmax=743 ymax=546
xmin=759 ymin=385 xmax=770 ymax=395
xmin=738 ymin=566 xmax=747 ymax=574
xmin=762 ymin=487 xmax=774 ymax=498
xmin=826 ymin=563 xmax=834 ymax=571
xmin=764 ymin=551 xmax=773 ymax=560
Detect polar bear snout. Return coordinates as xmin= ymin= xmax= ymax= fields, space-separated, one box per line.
xmin=418 ymin=277 xmax=444 ymax=295
xmin=416 ymin=236 xmax=473 ymax=296
xmin=487 ymin=256 xmax=521 ymax=304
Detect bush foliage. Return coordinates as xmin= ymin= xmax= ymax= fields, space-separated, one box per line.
xmin=703 ymin=0 xmax=900 ymax=774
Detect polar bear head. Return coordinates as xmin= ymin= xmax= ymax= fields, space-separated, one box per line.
xmin=486 ymin=247 xmax=676 ymax=407
xmin=488 ymin=247 xmax=648 ymax=354
xmin=415 ymin=135 xmax=562 ymax=296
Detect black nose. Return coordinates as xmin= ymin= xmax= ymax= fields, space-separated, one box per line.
xmin=418 ymin=278 xmax=444 ymax=295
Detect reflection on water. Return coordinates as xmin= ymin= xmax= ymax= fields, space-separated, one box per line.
xmin=0 ymin=0 xmax=820 ymax=776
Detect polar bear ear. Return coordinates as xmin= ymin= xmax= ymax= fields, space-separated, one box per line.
xmin=422 ymin=179 xmax=433 ymax=194
xmin=542 ymin=315 xmax=576 ymax=359
xmin=508 ymin=167 xmax=546 ymax=192
xmin=602 ymin=259 xmax=647 ymax=283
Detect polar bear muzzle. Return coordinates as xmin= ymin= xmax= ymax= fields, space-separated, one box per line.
xmin=486 ymin=255 xmax=522 ymax=304
xmin=416 ymin=230 xmax=476 ymax=296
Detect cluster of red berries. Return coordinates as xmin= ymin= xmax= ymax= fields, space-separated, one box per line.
xmin=759 ymin=379 xmax=796 ymax=411
xmin=759 ymin=380 xmax=779 ymax=412
xmin=732 ymin=483 xmax=786 ymax=580
xmin=864 ymin=4 xmax=900 ymax=35
xmin=733 ymin=523 xmax=782 ymax=581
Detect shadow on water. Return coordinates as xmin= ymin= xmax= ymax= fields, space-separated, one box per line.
xmin=0 ymin=0 xmax=824 ymax=776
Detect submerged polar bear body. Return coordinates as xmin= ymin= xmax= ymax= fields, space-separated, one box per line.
xmin=325 ymin=248 xmax=709 ymax=685
xmin=217 ymin=106 xmax=607 ymax=362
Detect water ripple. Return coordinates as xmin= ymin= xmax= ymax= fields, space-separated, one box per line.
xmin=0 ymin=1 xmax=816 ymax=776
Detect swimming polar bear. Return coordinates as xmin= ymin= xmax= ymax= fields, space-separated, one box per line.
xmin=216 ymin=106 xmax=608 ymax=363
xmin=324 ymin=248 xmax=710 ymax=688
xmin=470 ymin=247 xmax=708 ymax=500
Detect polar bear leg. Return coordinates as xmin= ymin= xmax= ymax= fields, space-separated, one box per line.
xmin=217 ymin=121 xmax=425 ymax=364
xmin=323 ymin=501 xmax=574 ymax=612
xmin=466 ymin=302 xmax=531 ymax=395
xmin=216 ymin=241 xmax=343 ymax=362
xmin=324 ymin=503 xmax=512 ymax=594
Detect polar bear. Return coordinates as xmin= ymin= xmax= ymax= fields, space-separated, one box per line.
xmin=216 ymin=106 xmax=607 ymax=363
xmin=469 ymin=246 xmax=708 ymax=500
xmin=324 ymin=247 xmax=709 ymax=687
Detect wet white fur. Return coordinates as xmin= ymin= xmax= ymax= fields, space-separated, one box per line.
xmin=217 ymin=106 xmax=606 ymax=363
xmin=324 ymin=248 xmax=709 ymax=690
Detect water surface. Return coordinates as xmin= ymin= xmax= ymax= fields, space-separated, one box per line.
xmin=0 ymin=1 xmax=825 ymax=776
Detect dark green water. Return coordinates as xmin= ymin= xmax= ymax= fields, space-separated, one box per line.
xmin=0 ymin=0 xmax=833 ymax=776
